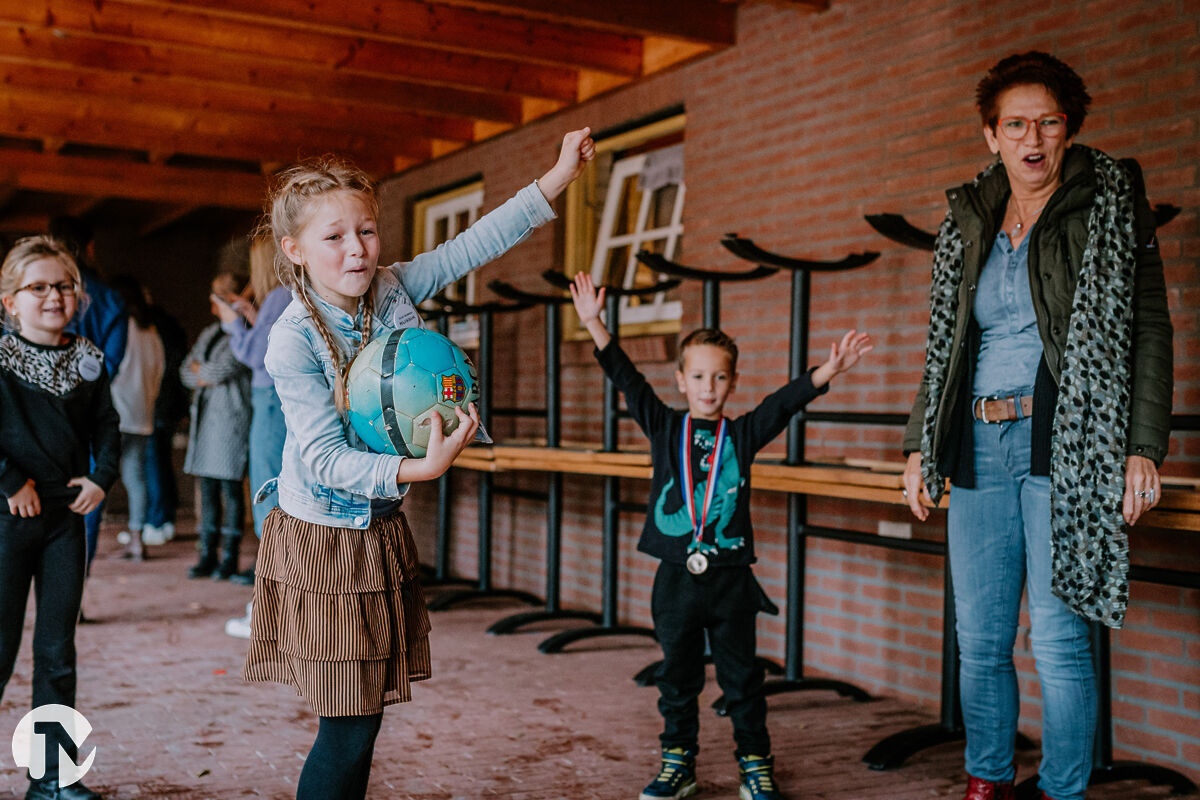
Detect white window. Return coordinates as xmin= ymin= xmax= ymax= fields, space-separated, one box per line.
xmin=564 ymin=113 xmax=686 ymax=339
xmin=589 ymin=146 xmax=685 ymax=327
xmin=412 ymin=182 xmax=484 ymax=347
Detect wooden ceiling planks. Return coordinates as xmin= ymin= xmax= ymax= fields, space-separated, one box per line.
xmin=0 ymin=0 xmax=795 ymax=235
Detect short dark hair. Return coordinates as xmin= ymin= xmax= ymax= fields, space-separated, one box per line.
xmin=48 ymin=216 xmax=94 ymax=264
xmin=678 ymin=328 xmax=738 ymax=372
xmin=975 ymin=51 xmax=1091 ymax=139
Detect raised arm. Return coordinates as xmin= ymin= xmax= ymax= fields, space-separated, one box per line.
xmin=569 ymin=271 xmax=611 ymax=350
xmin=397 ymin=128 xmax=596 ymax=304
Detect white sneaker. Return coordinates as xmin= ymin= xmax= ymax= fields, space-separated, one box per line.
xmin=142 ymin=525 xmax=164 ymax=546
xmin=224 ymin=601 xmax=254 ymax=639
xmin=160 ymin=521 xmax=176 ymax=542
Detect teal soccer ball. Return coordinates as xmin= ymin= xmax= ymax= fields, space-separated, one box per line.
xmin=346 ymin=327 xmax=479 ymax=457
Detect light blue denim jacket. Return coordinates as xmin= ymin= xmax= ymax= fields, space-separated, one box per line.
xmin=264 ymin=181 xmax=554 ymax=529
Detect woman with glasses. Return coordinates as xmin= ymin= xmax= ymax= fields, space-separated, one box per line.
xmin=0 ymin=236 xmax=119 ymax=800
xmin=900 ymin=52 xmax=1173 ymax=800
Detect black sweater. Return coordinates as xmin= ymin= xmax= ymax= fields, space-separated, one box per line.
xmin=596 ymin=341 xmax=827 ymax=567
xmin=0 ymin=333 xmax=121 ymax=506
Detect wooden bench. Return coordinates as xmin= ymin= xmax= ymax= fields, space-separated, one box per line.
xmin=451 ymin=445 xmax=1200 ymax=531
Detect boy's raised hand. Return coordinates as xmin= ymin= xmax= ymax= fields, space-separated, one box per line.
xmin=569 ymin=272 xmax=611 ymax=349
xmin=811 ymin=330 xmax=873 ymax=388
xmin=539 ymin=127 xmax=596 ymax=202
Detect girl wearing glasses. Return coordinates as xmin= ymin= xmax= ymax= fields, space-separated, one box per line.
xmin=901 ymin=52 xmax=1172 ymax=800
xmin=0 ymin=236 xmax=119 ymax=800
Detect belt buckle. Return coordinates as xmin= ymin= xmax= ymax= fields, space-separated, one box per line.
xmin=977 ymin=394 xmax=1001 ymax=424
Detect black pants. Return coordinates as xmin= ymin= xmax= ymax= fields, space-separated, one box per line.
xmin=0 ymin=504 xmax=87 ymax=780
xmin=296 ymin=713 xmax=383 ymax=800
xmin=199 ymin=477 xmax=244 ymax=538
xmin=652 ymin=562 xmax=769 ymax=757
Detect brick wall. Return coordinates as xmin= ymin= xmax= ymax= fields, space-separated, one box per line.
xmin=379 ymin=0 xmax=1200 ymax=781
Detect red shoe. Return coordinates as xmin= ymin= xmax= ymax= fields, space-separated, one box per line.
xmin=963 ymin=774 xmax=1015 ymax=800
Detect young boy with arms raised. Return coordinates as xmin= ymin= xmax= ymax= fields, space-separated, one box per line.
xmin=570 ymin=273 xmax=872 ymax=800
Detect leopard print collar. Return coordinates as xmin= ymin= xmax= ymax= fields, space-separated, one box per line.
xmin=919 ymin=145 xmax=1137 ymax=628
xmin=0 ymin=333 xmax=106 ymax=396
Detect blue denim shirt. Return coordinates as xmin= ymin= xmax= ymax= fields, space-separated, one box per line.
xmin=264 ymin=181 xmax=555 ymax=529
xmin=972 ymin=229 xmax=1044 ymax=397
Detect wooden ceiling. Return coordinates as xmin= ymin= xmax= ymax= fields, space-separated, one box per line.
xmin=0 ymin=0 xmax=826 ymax=238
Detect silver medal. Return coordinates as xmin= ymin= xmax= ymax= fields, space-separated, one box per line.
xmin=686 ymin=552 xmax=709 ymax=575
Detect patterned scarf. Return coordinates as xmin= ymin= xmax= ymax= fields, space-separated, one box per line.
xmin=919 ymin=146 xmax=1138 ymax=628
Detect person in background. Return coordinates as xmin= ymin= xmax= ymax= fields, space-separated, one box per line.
xmin=181 ymin=272 xmax=252 ymax=581
xmin=48 ymin=216 xmax=127 ymax=570
xmin=217 ymin=235 xmax=291 ymax=637
xmin=107 ymin=276 xmax=164 ymax=561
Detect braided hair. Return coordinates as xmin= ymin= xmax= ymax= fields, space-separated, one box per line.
xmin=263 ymin=157 xmax=379 ymax=411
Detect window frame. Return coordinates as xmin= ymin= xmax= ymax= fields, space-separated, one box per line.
xmin=411 ymin=180 xmax=485 ymax=348
xmin=564 ymin=113 xmax=687 ymax=340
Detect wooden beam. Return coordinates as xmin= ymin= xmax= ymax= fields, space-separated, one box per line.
xmin=429 ymin=0 xmax=736 ymax=45
xmin=139 ymin=205 xmax=200 ymax=237
xmin=3 ymin=0 xmax=579 ymax=101
xmin=0 ymin=211 xmax=51 ymax=234
xmin=0 ymin=23 xmax=526 ymax=123
xmin=0 ymin=87 xmax=426 ymax=174
xmin=116 ymin=0 xmax=643 ymax=76
xmin=0 ymin=151 xmax=267 ymax=209
xmin=0 ymin=62 xmax=478 ymax=143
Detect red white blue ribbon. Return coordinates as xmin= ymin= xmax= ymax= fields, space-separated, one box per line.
xmin=680 ymin=414 xmax=728 ymax=552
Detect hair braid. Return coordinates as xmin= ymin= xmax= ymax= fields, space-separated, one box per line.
xmin=295 ymin=279 xmax=351 ymax=411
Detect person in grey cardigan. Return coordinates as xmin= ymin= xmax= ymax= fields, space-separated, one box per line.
xmin=181 ymin=273 xmax=252 ymax=580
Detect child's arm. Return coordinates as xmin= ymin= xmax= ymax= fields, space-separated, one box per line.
xmin=191 ymin=332 xmax=250 ymax=388
xmin=569 ymin=271 xmax=611 ymax=350
xmin=743 ymin=330 xmax=873 ymax=452
xmin=266 ymin=323 xmax=475 ymax=497
xmin=397 ymin=128 xmax=596 ymax=305
xmin=811 ymin=330 xmax=873 ymax=389
xmin=570 ymin=272 xmax=673 ymax=438
xmin=69 ymin=364 xmax=122 ymax=515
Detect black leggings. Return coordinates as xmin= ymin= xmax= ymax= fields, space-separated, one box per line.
xmin=0 ymin=504 xmax=87 ymax=781
xmin=296 ymin=713 xmax=383 ymax=800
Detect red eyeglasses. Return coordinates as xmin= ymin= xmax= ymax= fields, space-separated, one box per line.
xmin=996 ymin=113 xmax=1068 ymax=140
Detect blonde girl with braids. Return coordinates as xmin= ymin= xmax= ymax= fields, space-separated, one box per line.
xmin=243 ymin=128 xmax=594 ymax=800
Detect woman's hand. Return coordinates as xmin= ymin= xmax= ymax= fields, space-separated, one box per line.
xmin=1123 ymin=454 xmax=1162 ymax=526
xmin=67 ymin=477 xmax=105 ymax=515
xmin=538 ymin=127 xmax=597 ymax=202
xmin=7 ymin=479 xmax=41 ymax=517
xmin=397 ymin=404 xmax=481 ymax=483
xmin=902 ymin=451 xmax=932 ymax=522
xmin=811 ymin=330 xmax=874 ymax=388
xmin=569 ymin=272 xmax=611 ymax=350
xmin=231 ymin=296 xmax=258 ymax=326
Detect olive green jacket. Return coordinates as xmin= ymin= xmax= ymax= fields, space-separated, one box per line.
xmin=903 ymin=146 xmax=1173 ymax=466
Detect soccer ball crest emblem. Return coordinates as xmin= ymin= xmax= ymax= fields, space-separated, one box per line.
xmin=346 ymin=327 xmax=479 ymax=457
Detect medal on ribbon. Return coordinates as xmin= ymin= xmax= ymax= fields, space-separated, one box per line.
xmin=679 ymin=414 xmax=727 ymax=575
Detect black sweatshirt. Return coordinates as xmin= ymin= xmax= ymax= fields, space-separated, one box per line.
xmin=0 ymin=333 xmax=121 ymax=506
xmin=595 ymin=341 xmax=827 ymax=567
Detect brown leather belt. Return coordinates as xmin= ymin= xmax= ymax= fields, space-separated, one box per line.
xmin=973 ymin=394 xmax=1034 ymax=423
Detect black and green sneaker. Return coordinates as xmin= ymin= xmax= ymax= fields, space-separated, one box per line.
xmin=737 ymin=754 xmax=782 ymax=800
xmin=639 ymin=746 xmax=698 ymax=800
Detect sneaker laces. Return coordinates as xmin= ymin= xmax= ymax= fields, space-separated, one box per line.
xmin=740 ymin=756 xmax=776 ymax=794
xmin=652 ymin=748 xmax=693 ymax=785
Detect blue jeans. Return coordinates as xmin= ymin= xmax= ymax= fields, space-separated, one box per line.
xmin=119 ymin=433 xmax=152 ymax=532
xmin=249 ymin=386 xmax=285 ymax=539
xmin=949 ymin=417 xmax=1096 ymax=800
xmin=145 ymin=421 xmax=179 ymax=528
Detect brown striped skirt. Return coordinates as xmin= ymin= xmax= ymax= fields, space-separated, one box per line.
xmin=243 ymin=506 xmax=431 ymax=717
